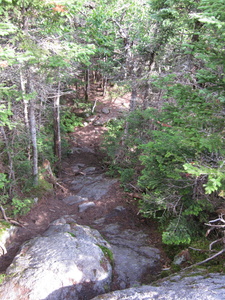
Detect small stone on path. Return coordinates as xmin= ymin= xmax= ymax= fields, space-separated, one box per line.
xmin=83 ymin=167 xmax=96 ymax=174
xmin=93 ymin=217 xmax=105 ymax=225
xmin=79 ymin=202 xmax=96 ymax=213
xmin=62 ymin=195 xmax=88 ymax=205
xmin=114 ymin=206 xmax=126 ymax=212
xmin=102 ymin=107 xmax=110 ymax=114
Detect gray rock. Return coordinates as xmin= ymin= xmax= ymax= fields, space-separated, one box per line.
xmin=114 ymin=206 xmax=126 ymax=212
xmin=94 ymin=217 xmax=106 ymax=225
xmin=71 ymin=147 xmax=95 ymax=154
xmin=102 ymin=107 xmax=110 ymax=114
xmin=70 ymin=174 xmax=117 ymax=201
xmin=83 ymin=166 xmax=96 ymax=174
xmin=62 ymin=195 xmax=88 ymax=205
xmin=102 ymin=225 xmax=161 ymax=289
xmin=92 ymin=270 xmax=225 ymax=299
xmin=0 ymin=216 xmax=112 ymax=300
xmin=79 ymin=201 xmax=95 ymax=213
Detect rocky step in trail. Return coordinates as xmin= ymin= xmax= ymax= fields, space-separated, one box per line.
xmin=0 ymin=145 xmax=166 ymax=300
xmin=60 ymin=146 xmax=164 ymax=290
xmin=0 ymin=95 xmax=167 ymax=299
xmin=1 ymin=95 xmax=224 ymax=300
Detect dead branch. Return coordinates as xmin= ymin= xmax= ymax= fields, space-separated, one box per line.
xmin=185 ymin=249 xmax=225 ymax=270
xmin=91 ymin=99 xmax=97 ymax=113
xmin=186 ymin=214 xmax=225 ymax=269
xmin=205 ymin=214 xmax=225 ymax=236
xmin=0 ymin=205 xmax=24 ymax=227
xmin=0 ymin=243 xmax=7 ymax=255
xmin=188 ymin=247 xmax=208 ymax=252
xmin=0 ymin=205 xmax=9 ymax=222
xmin=209 ymin=238 xmax=224 ymax=251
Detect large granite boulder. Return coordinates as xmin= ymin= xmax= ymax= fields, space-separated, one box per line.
xmin=0 ymin=216 xmax=112 ymax=300
xmin=92 ymin=270 xmax=225 ymax=299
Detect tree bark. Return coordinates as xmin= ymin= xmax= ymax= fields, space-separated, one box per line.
xmin=102 ymin=76 xmax=107 ymax=97
xmin=84 ymin=68 xmax=90 ymax=101
xmin=20 ymin=68 xmax=31 ymax=160
xmin=53 ymin=82 xmax=61 ymax=166
xmin=130 ymin=86 xmax=137 ymax=111
xmin=29 ymin=98 xmax=38 ymax=185
xmin=27 ymin=73 xmax=38 ymax=186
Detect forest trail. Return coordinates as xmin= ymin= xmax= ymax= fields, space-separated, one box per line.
xmin=0 ymin=86 xmax=169 ymax=287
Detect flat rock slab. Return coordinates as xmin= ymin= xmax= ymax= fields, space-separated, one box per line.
xmin=70 ymin=174 xmax=118 ymax=201
xmin=0 ymin=216 xmax=112 ymax=300
xmin=92 ymin=270 xmax=225 ymax=300
xmin=101 ymin=224 xmax=161 ymax=289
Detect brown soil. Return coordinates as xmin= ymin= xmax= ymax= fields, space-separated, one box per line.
xmin=0 ymin=86 xmax=170 ymax=274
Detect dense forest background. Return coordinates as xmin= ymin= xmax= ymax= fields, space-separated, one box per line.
xmin=1 ymin=0 xmax=225 ymax=246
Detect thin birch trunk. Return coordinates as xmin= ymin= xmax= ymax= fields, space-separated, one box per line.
xmin=27 ymin=73 xmax=38 ymax=186
xmin=20 ymin=69 xmax=31 ymax=160
xmin=29 ymin=98 xmax=38 ymax=185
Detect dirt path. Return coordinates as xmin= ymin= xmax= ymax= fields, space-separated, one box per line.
xmin=0 ymin=89 xmax=169 ymax=277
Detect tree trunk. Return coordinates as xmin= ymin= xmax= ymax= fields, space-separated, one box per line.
xmin=102 ymin=76 xmax=107 ymax=97
xmin=53 ymin=82 xmax=61 ymax=167
xmin=84 ymin=68 xmax=90 ymax=101
xmin=27 ymin=73 xmax=38 ymax=186
xmin=20 ymin=68 xmax=31 ymax=160
xmin=29 ymin=97 xmax=38 ymax=185
xmin=130 ymin=86 xmax=137 ymax=111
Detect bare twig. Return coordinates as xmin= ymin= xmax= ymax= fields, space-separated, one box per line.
xmin=209 ymin=238 xmax=223 ymax=251
xmin=91 ymin=99 xmax=97 ymax=114
xmin=0 ymin=205 xmax=9 ymax=222
xmin=188 ymin=247 xmax=206 ymax=252
xmin=185 ymin=249 xmax=225 ymax=270
xmin=0 ymin=205 xmax=24 ymax=227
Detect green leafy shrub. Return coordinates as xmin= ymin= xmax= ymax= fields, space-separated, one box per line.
xmin=61 ymin=109 xmax=84 ymax=133
xmin=162 ymin=217 xmax=191 ymax=245
xmin=103 ymin=84 xmax=225 ymax=245
xmin=11 ymin=197 xmax=33 ymax=216
xmin=0 ymin=173 xmax=9 ymax=206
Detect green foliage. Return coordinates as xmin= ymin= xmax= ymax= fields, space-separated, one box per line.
xmin=61 ymin=109 xmax=84 ymax=133
xmin=23 ymin=177 xmax=53 ymax=197
xmin=162 ymin=218 xmax=191 ymax=245
xmin=183 ymin=162 xmax=225 ymax=194
xmin=0 ymin=274 xmax=6 ymax=285
xmin=0 ymin=173 xmax=9 ymax=205
xmin=11 ymin=197 xmax=33 ymax=216
xmin=37 ymin=132 xmax=55 ymax=163
xmin=104 ymin=84 xmax=224 ymax=245
xmin=0 ymin=173 xmax=8 ymax=190
xmin=97 ymin=244 xmax=114 ymax=265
